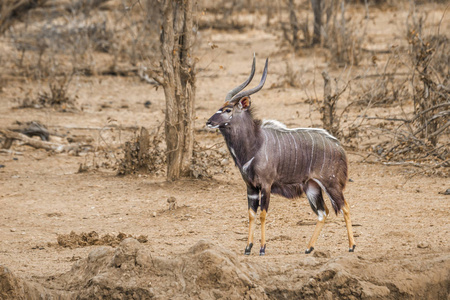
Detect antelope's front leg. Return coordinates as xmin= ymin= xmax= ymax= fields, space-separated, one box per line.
xmin=259 ymin=188 xmax=271 ymax=256
xmin=245 ymin=186 xmax=260 ymax=255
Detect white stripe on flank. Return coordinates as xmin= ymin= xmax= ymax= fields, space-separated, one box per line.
xmin=289 ymin=132 xmax=298 ymax=175
xmin=269 ymin=130 xmax=276 ymax=147
xmin=274 ymin=132 xmax=282 ymax=161
xmin=248 ymin=194 xmax=259 ymax=200
xmin=280 ymin=133 xmax=287 ymax=168
xmin=242 ymin=157 xmax=255 ymax=174
xmin=296 ymin=131 xmax=306 ymax=174
xmin=320 ymin=134 xmax=326 ymax=174
xmin=262 ymin=131 xmax=269 ymax=162
xmin=307 ymin=131 xmax=314 ymax=174
xmin=230 ymin=147 xmax=236 ymax=159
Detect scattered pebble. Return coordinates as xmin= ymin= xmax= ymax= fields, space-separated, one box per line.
xmin=152 ymin=212 xmax=157 ymax=217
xmin=10 ymin=228 xmax=16 ymax=232
xmin=0 ymin=164 xmax=5 ymax=168
xmin=167 ymin=197 xmax=177 ymax=210
xmin=417 ymin=242 xmax=430 ymax=249
xmin=144 ymin=100 xmax=152 ymax=108
xmin=440 ymin=189 xmax=450 ymax=195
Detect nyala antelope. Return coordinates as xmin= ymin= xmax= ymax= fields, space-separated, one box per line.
xmin=206 ymin=57 xmax=356 ymax=255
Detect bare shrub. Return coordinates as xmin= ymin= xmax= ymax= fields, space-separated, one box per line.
xmin=281 ymin=0 xmax=302 ymax=50
xmin=0 ymin=0 xmax=47 ymax=34
xmin=408 ymin=31 xmax=449 ymax=147
xmin=323 ymin=1 xmax=366 ymax=66
xmin=197 ymin=0 xmax=256 ymax=30
xmin=273 ymin=61 xmax=303 ymax=88
xmin=189 ymin=141 xmax=230 ymax=179
xmin=117 ymin=126 xmax=166 ymax=176
xmin=340 ymin=9 xmax=449 ymax=176
xmin=280 ymin=1 xmax=366 ymax=65
xmin=15 ymin=74 xmax=77 ymax=110
xmin=8 ymin=14 xmax=115 ymax=77
xmin=37 ymin=75 xmax=76 ymax=109
xmin=320 ymin=70 xmax=348 ymax=137
xmin=352 ymin=52 xmax=411 ymax=107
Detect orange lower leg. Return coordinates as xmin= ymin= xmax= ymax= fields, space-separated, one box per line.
xmin=245 ymin=209 xmax=256 ymax=255
xmin=306 ymin=206 xmax=329 ymax=254
xmin=342 ymin=200 xmax=356 ymax=251
xmin=260 ymin=210 xmax=267 ymax=255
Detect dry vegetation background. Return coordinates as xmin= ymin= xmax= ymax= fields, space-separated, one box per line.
xmin=0 ymin=0 xmax=449 ymax=299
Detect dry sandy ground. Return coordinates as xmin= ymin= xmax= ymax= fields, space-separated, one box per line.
xmin=0 ymin=4 xmax=449 ymax=299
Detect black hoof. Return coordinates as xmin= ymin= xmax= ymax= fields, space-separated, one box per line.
xmin=349 ymin=245 xmax=356 ymax=252
xmin=259 ymin=244 xmax=266 ymax=256
xmin=305 ymin=247 xmax=314 ymax=254
xmin=244 ymin=243 xmax=253 ymax=255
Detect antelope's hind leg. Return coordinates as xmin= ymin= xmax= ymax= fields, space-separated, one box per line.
xmin=304 ymin=180 xmax=328 ymax=254
xmin=325 ymin=187 xmax=357 ymax=252
xmin=245 ymin=187 xmax=260 ymax=255
xmin=342 ymin=199 xmax=356 ymax=252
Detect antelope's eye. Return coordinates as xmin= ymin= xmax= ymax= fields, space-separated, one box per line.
xmin=225 ymin=108 xmax=232 ymax=113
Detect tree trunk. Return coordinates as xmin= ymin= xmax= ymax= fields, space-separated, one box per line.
xmin=288 ymin=0 xmax=300 ymax=50
xmin=159 ymin=0 xmax=196 ymax=181
xmin=311 ymin=0 xmax=322 ymax=45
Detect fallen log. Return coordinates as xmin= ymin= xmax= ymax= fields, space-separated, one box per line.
xmin=0 ymin=129 xmax=77 ymax=153
xmin=8 ymin=121 xmax=50 ymax=141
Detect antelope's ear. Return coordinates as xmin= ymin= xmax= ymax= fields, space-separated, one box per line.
xmin=238 ymin=97 xmax=251 ymax=110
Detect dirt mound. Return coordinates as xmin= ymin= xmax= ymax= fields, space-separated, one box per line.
xmin=46 ymin=238 xmax=263 ymax=299
xmin=0 ymin=265 xmax=42 ymax=299
xmin=54 ymin=231 xmax=148 ymax=248
xmin=265 ymin=255 xmax=450 ymax=299
xmin=2 ymin=239 xmax=449 ymax=299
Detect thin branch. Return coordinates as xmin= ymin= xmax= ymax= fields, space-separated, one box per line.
xmin=428 ymin=120 xmax=450 ymax=139
xmin=141 ymin=66 xmax=165 ymax=85
xmin=361 ymin=116 xmax=410 ymax=122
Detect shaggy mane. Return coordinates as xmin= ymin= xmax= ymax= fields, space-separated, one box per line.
xmin=261 ymin=119 xmax=337 ymax=141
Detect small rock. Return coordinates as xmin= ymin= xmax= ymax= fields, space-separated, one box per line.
xmin=440 ymin=189 xmax=450 ymax=195
xmin=152 ymin=212 xmax=157 ymax=217
xmin=417 ymin=242 xmax=430 ymax=249
xmin=144 ymin=100 xmax=152 ymax=108
xmin=167 ymin=197 xmax=177 ymax=210
xmin=10 ymin=228 xmax=16 ymax=232
xmin=0 ymin=164 xmax=5 ymax=168
xmin=88 ymin=247 xmax=113 ymax=263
